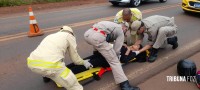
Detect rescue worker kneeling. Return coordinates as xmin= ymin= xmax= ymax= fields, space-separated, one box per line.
xmin=131 ymin=15 xmax=178 ymax=62
xmin=27 ymin=26 xmax=92 ymax=90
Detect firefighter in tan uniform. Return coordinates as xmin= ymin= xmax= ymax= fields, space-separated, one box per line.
xmin=84 ymin=21 xmax=140 ymax=90
xmin=114 ymin=8 xmax=142 ymax=46
xmin=131 ymin=15 xmax=178 ymax=62
xmin=27 ymin=26 xmax=92 ymax=90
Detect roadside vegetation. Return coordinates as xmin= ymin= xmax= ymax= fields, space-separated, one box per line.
xmin=0 ymin=0 xmax=75 ymax=7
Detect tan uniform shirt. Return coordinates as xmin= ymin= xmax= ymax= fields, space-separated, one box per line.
xmin=93 ymin=21 xmax=124 ymax=55
xmin=139 ymin=15 xmax=176 ymax=45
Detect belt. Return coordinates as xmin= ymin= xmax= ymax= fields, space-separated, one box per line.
xmin=92 ymin=27 xmax=106 ymax=36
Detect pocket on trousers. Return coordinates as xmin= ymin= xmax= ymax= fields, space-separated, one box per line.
xmin=43 ymin=70 xmax=56 ymax=77
xmin=93 ymin=34 xmax=106 ymax=42
xmin=60 ymin=70 xmax=77 ymax=88
xmin=92 ymin=33 xmax=106 ymax=47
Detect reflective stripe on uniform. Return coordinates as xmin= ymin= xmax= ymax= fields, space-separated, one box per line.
xmin=130 ymin=8 xmax=142 ymax=21
xmin=27 ymin=58 xmax=63 ymax=68
xmin=115 ymin=8 xmax=142 ymax=23
xmin=60 ymin=68 xmax=71 ymax=78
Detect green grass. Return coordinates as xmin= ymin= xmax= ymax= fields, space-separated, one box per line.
xmin=0 ymin=0 xmax=74 ymax=7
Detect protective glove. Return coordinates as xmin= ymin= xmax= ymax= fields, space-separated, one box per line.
xmin=118 ymin=55 xmax=121 ymax=59
xmin=83 ymin=59 xmax=93 ymax=69
xmin=132 ymin=51 xmax=140 ymax=55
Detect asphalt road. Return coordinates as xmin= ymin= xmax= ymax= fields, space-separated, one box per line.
xmin=0 ymin=0 xmax=200 ymax=90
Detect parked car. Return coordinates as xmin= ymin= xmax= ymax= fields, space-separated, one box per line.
xmin=182 ymin=0 xmax=200 ymax=13
xmin=109 ymin=0 xmax=167 ymax=7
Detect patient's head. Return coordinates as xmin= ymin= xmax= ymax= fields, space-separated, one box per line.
xmin=130 ymin=44 xmax=142 ymax=51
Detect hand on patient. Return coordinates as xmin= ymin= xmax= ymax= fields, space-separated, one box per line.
xmin=83 ymin=59 xmax=93 ymax=69
xmin=125 ymin=45 xmax=140 ymax=55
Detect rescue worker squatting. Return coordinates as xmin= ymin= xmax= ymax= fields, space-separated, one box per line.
xmin=27 ymin=26 xmax=92 ymax=90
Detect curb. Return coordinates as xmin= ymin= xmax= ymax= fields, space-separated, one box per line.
xmin=97 ymin=39 xmax=200 ymax=90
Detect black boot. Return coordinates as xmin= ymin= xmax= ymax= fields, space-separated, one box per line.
xmin=120 ymin=80 xmax=140 ymax=90
xmin=167 ymin=36 xmax=178 ymax=49
xmin=148 ymin=48 xmax=159 ymax=62
xmin=43 ymin=77 xmax=51 ymax=83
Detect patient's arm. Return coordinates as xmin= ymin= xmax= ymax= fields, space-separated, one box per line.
xmin=123 ymin=44 xmax=128 ymax=48
xmin=125 ymin=47 xmax=131 ymax=55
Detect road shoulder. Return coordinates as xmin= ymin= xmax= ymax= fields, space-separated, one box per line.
xmin=138 ymin=52 xmax=200 ymax=90
xmin=0 ymin=0 xmax=107 ymax=17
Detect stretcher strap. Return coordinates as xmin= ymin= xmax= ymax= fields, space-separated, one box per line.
xmin=98 ymin=67 xmax=112 ymax=77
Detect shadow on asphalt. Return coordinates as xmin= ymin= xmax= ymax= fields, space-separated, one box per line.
xmin=182 ymin=11 xmax=200 ymax=18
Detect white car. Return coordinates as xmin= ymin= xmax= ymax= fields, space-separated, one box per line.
xmin=109 ymin=0 xmax=167 ymax=7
